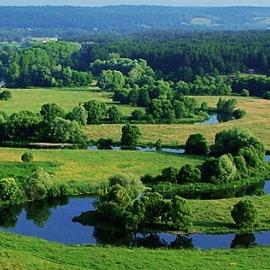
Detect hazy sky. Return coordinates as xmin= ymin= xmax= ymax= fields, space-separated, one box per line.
xmin=0 ymin=0 xmax=270 ymax=7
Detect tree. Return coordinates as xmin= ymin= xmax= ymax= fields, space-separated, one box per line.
xmin=98 ymin=70 xmax=125 ymax=92
xmin=97 ymin=138 xmax=113 ymax=150
xmin=121 ymin=124 xmax=141 ymax=150
xmin=23 ymin=168 xmax=52 ymax=201
xmin=21 ymin=152 xmax=33 ymax=163
xmin=200 ymin=102 xmax=208 ymax=112
xmin=7 ymin=111 xmax=41 ymax=139
xmin=263 ymin=91 xmax=270 ymax=100
xmin=40 ymin=103 xmax=65 ymax=122
xmin=169 ymin=196 xmax=193 ymax=230
xmin=211 ymin=128 xmax=265 ymax=158
xmin=107 ymin=106 xmax=123 ymax=123
xmin=160 ymin=167 xmax=178 ymax=183
xmin=83 ymin=100 xmax=106 ymax=124
xmin=185 ymin=134 xmax=209 ymax=155
xmin=66 ymin=105 xmax=88 ymax=126
xmin=146 ymin=97 xmax=175 ymax=122
xmin=201 ymin=155 xmax=237 ymax=184
xmin=131 ymin=109 xmax=144 ymax=121
xmin=46 ymin=117 xmax=87 ymax=144
xmin=0 ymin=178 xmax=20 ymax=202
xmin=178 ymin=164 xmax=201 ymax=184
xmin=231 ymin=200 xmax=257 ymax=228
xmin=174 ymin=101 xmax=188 ymax=119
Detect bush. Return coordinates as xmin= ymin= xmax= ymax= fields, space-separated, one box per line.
xmin=185 ymin=133 xmax=209 ymax=155
xmin=21 ymin=152 xmax=33 ymax=163
xmin=0 ymin=178 xmax=20 ymax=202
xmin=160 ymin=167 xmax=178 ymax=183
xmin=231 ymin=200 xmax=257 ymax=228
xmin=178 ymin=164 xmax=201 ymax=184
xmin=97 ymin=138 xmax=113 ymax=150
xmin=107 ymin=106 xmax=123 ymax=123
xmin=241 ymin=89 xmax=249 ymax=97
xmin=263 ymin=91 xmax=270 ymax=100
xmin=66 ymin=105 xmax=87 ymax=126
xmin=0 ymin=90 xmax=12 ymax=100
xmin=233 ymin=109 xmax=246 ymax=119
xmin=40 ymin=103 xmax=65 ymax=122
xmin=200 ymin=102 xmax=208 ymax=112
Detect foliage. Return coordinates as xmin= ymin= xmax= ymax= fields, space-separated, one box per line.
xmin=40 ymin=103 xmax=65 ymax=122
xmin=0 ymin=90 xmax=12 ymax=100
xmin=96 ymin=138 xmax=114 ymax=150
xmin=83 ymin=100 xmax=106 ymax=124
xmin=98 ymin=70 xmax=125 ymax=92
xmin=160 ymin=167 xmax=178 ymax=183
xmin=231 ymin=200 xmax=257 ymax=228
xmin=66 ymin=105 xmax=88 ymax=126
xmin=0 ymin=178 xmax=20 ymax=202
xmin=121 ymin=124 xmax=141 ymax=149
xmin=21 ymin=152 xmax=33 ymax=163
xmin=178 ymin=164 xmax=201 ymax=184
xmin=241 ymin=89 xmax=249 ymax=97
xmin=107 ymin=106 xmax=123 ymax=123
xmin=185 ymin=134 xmax=209 ymax=155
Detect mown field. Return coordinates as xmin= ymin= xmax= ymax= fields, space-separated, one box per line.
xmin=85 ymin=96 xmax=270 ymax=148
xmin=0 ymin=147 xmax=204 ymax=186
xmin=0 ymin=232 xmax=270 ymax=270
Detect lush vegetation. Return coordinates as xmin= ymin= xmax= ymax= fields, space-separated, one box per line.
xmin=1 ymin=232 xmax=270 ymax=270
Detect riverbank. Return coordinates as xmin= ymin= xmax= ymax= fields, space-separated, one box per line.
xmin=0 ymin=231 xmax=269 ymax=270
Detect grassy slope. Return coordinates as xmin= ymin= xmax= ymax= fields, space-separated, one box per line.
xmin=189 ymin=195 xmax=270 ymax=233
xmin=0 ymin=232 xmax=269 ymax=270
xmin=85 ymin=96 xmax=270 ymax=148
xmin=0 ymin=87 xmax=140 ymax=116
xmin=0 ymin=148 xmax=204 ymax=185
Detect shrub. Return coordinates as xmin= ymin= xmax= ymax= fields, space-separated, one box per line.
xmin=185 ymin=133 xmax=209 ymax=155
xmin=131 ymin=109 xmax=145 ymax=121
xmin=241 ymin=89 xmax=249 ymax=97
xmin=161 ymin=167 xmax=178 ymax=183
xmin=66 ymin=105 xmax=87 ymax=126
xmin=0 ymin=90 xmax=12 ymax=100
xmin=233 ymin=109 xmax=246 ymax=119
xmin=40 ymin=103 xmax=65 ymax=121
xmin=263 ymin=91 xmax=270 ymax=100
xmin=21 ymin=152 xmax=33 ymax=163
xmin=97 ymin=138 xmax=114 ymax=150
xmin=178 ymin=164 xmax=201 ymax=184
xmin=231 ymin=200 xmax=257 ymax=228
xmin=200 ymin=102 xmax=208 ymax=112
xmin=107 ymin=106 xmax=123 ymax=123
xmin=0 ymin=178 xmax=20 ymax=202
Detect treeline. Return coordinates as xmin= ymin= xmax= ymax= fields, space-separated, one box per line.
xmin=0 ymin=41 xmax=93 ymax=87
xmin=75 ymin=31 xmax=270 ymax=81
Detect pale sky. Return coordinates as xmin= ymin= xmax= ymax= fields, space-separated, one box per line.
xmin=0 ymin=0 xmax=270 ymax=7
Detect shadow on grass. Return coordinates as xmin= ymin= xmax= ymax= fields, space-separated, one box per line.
xmin=193 ymin=220 xmax=233 ymax=230
xmin=0 ymin=161 xmax=60 ymax=179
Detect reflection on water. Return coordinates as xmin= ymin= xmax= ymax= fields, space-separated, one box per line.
xmin=1 ymin=196 xmax=270 ymax=249
xmin=195 ymin=113 xmax=219 ymax=125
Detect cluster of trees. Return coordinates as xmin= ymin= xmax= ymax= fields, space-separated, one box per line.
xmin=216 ymin=98 xmax=246 ymax=122
xmin=143 ymin=128 xmax=266 ymax=187
xmin=0 ymin=103 xmax=87 ymax=144
xmin=0 ymin=168 xmax=67 ymax=206
xmin=75 ymin=174 xmax=192 ymax=232
xmin=231 ymin=74 xmax=270 ymax=98
xmin=1 ymin=42 xmax=93 ymax=87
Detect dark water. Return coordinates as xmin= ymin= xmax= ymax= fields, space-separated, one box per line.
xmin=1 ymin=185 xmax=270 ymax=249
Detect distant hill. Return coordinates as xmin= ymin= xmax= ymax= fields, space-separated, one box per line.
xmin=1 ymin=6 xmax=270 ymax=34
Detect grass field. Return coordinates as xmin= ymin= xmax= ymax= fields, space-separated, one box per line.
xmin=0 ymin=147 xmax=204 ymax=187
xmin=189 ymin=195 xmax=270 ymax=233
xmin=0 ymin=232 xmax=270 ymax=270
xmin=85 ymin=96 xmax=270 ymax=148
xmin=0 ymin=87 xmax=140 ymax=116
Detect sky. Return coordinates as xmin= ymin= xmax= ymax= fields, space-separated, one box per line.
xmin=0 ymin=0 xmax=270 ymax=7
